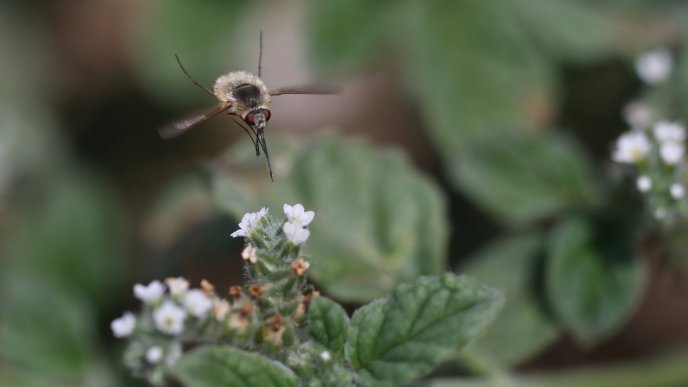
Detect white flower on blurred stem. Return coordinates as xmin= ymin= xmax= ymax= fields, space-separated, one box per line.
xmin=320 ymin=351 xmax=332 ymax=362
xmin=671 ymin=183 xmax=685 ymax=199
xmin=612 ymin=131 xmax=651 ymax=163
xmin=146 ymin=346 xmax=164 ymax=364
xmin=165 ymin=277 xmax=189 ymax=298
xmin=283 ymin=203 xmax=315 ymax=227
xmin=624 ymin=101 xmax=654 ymax=129
xmin=153 ymin=301 xmax=187 ymax=335
xmin=183 ymin=289 xmax=213 ymax=319
xmin=230 ymin=208 xmax=269 ymax=238
xmin=134 ymin=280 xmax=165 ymax=303
xmin=165 ymin=342 xmax=183 ymax=366
xmin=283 ymin=222 xmax=310 ymax=245
xmin=636 ymin=175 xmax=652 ymax=193
xmin=241 ymin=244 xmax=258 ymax=264
xmin=660 ymin=141 xmax=684 ymax=165
xmin=111 ymin=312 xmax=136 ymax=338
xmin=653 ymin=121 xmax=686 ymax=143
xmin=635 ymin=48 xmax=673 ymax=85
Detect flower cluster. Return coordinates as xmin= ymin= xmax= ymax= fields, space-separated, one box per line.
xmin=113 ymin=204 xmax=318 ymax=385
xmin=611 ymin=49 xmax=687 ymax=221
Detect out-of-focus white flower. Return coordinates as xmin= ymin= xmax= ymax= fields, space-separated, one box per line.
xmin=660 ymin=141 xmax=684 ymax=165
xmin=320 ymin=351 xmax=332 ymax=362
xmin=230 ymin=208 xmax=269 ymax=238
xmin=612 ymin=131 xmax=652 ymax=163
xmin=636 ymin=175 xmax=652 ymax=192
xmin=212 ymin=299 xmax=230 ymax=321
xmin=165 ymin=277 xmax=189 ymax=298
xmin=183 ymin=289 xmax=213 ymax=319
xmin=134 ymin=281 xmax=165 ymax=304
xmin=283 ymin=222 xmax=310 ymax=245
xmin=153 ymin=301 xmax=187 ymax=335
xmin=241 ymin=244 xmax=258 ymax=264
xmin=166 ymin=342 xmax=183 ymax=366
xmin=653 ymin=121 xmax=686 ymax=143
xmin=146 ymin=346 xmax=164 ymax=364
xmin=283 ymin=203 xmax=315 ymax=227
xmin=635 ymin=49 xmax=673 ymax=85
xmin=624 ymin=102 xmax=654 ymax=129
xmin=111 ymin=312 xmax=136 ymax=338
xmin=671 ymin=183 xmax=685 ymax=199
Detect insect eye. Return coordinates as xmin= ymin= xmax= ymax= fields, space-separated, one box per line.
xmin=263 ymin=109 xmax=271 ymax=121
xmin=245 ymin=112 xmax=255 ymax=125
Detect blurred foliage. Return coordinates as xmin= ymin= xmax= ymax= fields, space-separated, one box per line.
xmin=212 ymin=135 xmax=448 ymax=302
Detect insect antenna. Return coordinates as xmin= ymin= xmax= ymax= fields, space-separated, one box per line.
xmin=257 ymin=128 xmax=274 ymax=181
xmin=258 ymin=31 xmax=263 ymax=78
xmin=175 ymin=54 xmax=215 ymax=97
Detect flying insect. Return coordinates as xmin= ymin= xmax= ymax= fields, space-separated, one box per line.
xmin=159 ymin=33 xmax=336 ymax=181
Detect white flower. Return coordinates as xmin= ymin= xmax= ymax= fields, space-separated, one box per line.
xmin=660 ymin=141 xmax=684 ymax=165
xmin=635 ymin=48 xmax=673 ymax=85
xmin=212 ymin=299 xmax=230 ymax=321
xmin=111 ymin=312 xmax=136 ymax=338
xmin=283 ymin=221 xmax=310 ymax=245
xmin=153 ymin=301 xmax=187 ymax=335
xmin=671 ymin=183 xmax=685 ymax=199
xmin=320 ymin=351 xmax=332 ymax=362
xmin=134 ymin=280 xmax=165 ymax=304
xmin=612 ymin=131 xmax=652 ymax=164
xmin=230 ymin=208 xmax=269 ymax=238
xmin=283 ymin=203 xmax=315 ymax=227
xmin=636 ymin=175 xmax=652 ymax=193
xmin=241 ymin=244 xmax=258 ymax=264
xmin=623 ymin=102 xmax=654 ymax=129
xmin=146 ymin=346 xmax=164 ymax=364
xmin=653 ymin=121 xmax=686 ymax=143
xmin=165 ymin=277 xmax=189 ymax=298
xmin=183 ymin=289 xmax=213 ymax=319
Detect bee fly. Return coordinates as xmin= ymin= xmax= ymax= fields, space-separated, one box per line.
xmin=159 ymin=32 xmax=337 ymax=181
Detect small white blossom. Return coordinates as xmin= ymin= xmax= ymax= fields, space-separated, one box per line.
xmin=283 ymin=221 xmax=310 ymax=245
xmin=165 ymin=277 xmax=189 ymax=298
xmin=636 ymin=175 xmax=652 ymax=193
xmin=660 ymin=141 xmax=684 ymax=165
xmin=612 ymin=131 xmax=652 ymax=164
xmin=212 ymin=299 xmax=230 ymax=321
xmin=111 ymin=312 xmax=136 ymax=338
xmin=283 ymin=203 xmax=315 ymax=227
xmin=635 ymin=49 xmax=673 ymax=85
xmin=653 ymin=121 xmax=686 ymax=143
xmin=320 ymin=351 xmax=332 ymax=362
xmin=241 ymin=244 xmax=258 ymax=263
xmin=146 ymin=346 xmax=164 ymax=364
xmin=624 ymin=102 xmax=654 ymax=129
xmin=671 ymin=183 xmax=685 ymax=199
xmin=134 ymin=280 xmax=165 ymax=304
xmin=153 ymin=301 xmax=187 ymax=335
xmin=183 ymin=289 xmax=213 ymax=319
xmin=230 ymin=208 xmax=268 ymax=238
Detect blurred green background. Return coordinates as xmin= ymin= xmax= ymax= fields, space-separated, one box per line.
xmin=2 ymin=0 xmax=688 ymax=386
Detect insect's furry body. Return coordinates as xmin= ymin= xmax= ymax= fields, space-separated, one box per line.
xmin=213 ymin=71 xmax=271 ymax=119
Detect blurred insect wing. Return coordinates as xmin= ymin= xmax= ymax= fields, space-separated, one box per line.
xmin=158 ymin=102 xmax=232 ymax=139
xmin=268 ymin=86 xmax=340 ymax=96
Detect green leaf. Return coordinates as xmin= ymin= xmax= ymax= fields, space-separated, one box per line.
xmin=347 ymin=273 xmax=504 ymax=387
xmin=213 ymin=134 xmax=448 ymax=302
xmin=456 ymin=131 xmax=597 ymax=225
xmin=401 ymin=1 xmax=553 ymax=155
xmin=307 ymin=297 xmax=350 ymax=359
xmin=459 ymin=233 xmax=559 ymax=372
xmin=172 ymin=346 xmax=299 ymax=387
xmin=307 ymin=0 xmax=389 ymax=73
xmin=546 ymin=216 xmax=645 ymax=346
